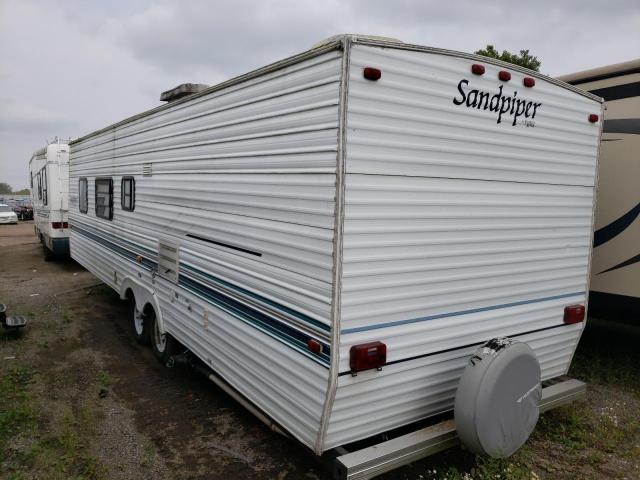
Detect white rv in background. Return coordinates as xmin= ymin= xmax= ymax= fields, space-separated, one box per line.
xmin=559 ymin=60 xmax=640 ymax=320
xmin=68 ymin=35 xmax=603 ymax=476
xmin=29 ymin=140 xmax=70 ymax=260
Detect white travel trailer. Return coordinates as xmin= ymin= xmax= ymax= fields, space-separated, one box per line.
xmin=558 ymin=60 xmax=640 ymax=320
xmin=68 ymin=35 xmax=603 ymax=477
xmin=29 ymin=140 xmax=70 ymax=260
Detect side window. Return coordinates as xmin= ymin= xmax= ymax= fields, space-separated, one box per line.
xmin=37 ymin=172 xmax=42 ymax=200
xmin=95 ymin=178 xmax=113 ymax=220
xmin=30 ymin=173 xmax=33 ymax=190
xmin=79 ymin=178 xmax=88 ymax=213
xmin=42 ymin=168 xmax=48 ymax=206
xmin=121 ymin=177 xmax=135 ymax=212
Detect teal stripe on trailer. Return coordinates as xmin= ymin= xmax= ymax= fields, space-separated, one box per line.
xmin=73 ymin=224 xmax=329 ymax=333
xmin=71 ymin=224 xmax=331 ymax=366
xmin=180 ymin=263 xmax=330 ymax=332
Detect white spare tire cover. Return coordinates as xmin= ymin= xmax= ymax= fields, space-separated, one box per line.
xmin=454 ymin=338 xmax=541 ymax=458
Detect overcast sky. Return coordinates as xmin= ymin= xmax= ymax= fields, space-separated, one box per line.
xmin=1 ymin=0 xmax=638 ymax=189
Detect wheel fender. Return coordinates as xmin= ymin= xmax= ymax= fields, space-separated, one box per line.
xmin=119 ymin=277 xmax=165 ymax=334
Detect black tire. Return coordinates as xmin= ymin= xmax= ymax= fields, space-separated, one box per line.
xmin=127 ymin=296 xmax=150 ymax=345
xmin=42 ymin=242 xmax=54 ymax=262
xmin=148 ymin=307 xmax=179 ymax=365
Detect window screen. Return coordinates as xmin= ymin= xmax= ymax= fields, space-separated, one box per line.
xmin=95 ymin=178 xmax=113 ymax=220
xmin=121 ymin=177 xmax=135 ymax=211
xmin=79 ymin=178 xmax=88 ymax=213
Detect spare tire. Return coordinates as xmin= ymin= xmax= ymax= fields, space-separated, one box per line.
xmin=454 ymin=338 xmax=541 ymax=458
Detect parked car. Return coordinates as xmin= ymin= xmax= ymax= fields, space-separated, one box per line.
xmin=0 ymin=203 xmax=19 ymax=224
xmin=13 ymin=201 xmax=33 ymax=220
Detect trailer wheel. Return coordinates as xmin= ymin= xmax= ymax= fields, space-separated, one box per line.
xmin=148 ymin=307 xmax=178 ymax=365
xmin=128 ymin=296 xmax=150 ymax=345
xmin=42 ymin=242 xmax=54 ymax=262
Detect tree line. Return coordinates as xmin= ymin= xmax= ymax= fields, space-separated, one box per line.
xmin=0 ymin=182 xmax=30 ymax=195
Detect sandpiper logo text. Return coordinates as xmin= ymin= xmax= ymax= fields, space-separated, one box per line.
xmin=453 ymin=79 xmax=542 ymax=127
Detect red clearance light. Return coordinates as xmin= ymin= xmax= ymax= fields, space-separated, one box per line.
xmin=523 ymin=77 xmax=535 ymax=87
xmin=51 ymin=222 xmax=68 ymax=229
xmin=564 ymin=305 xmax=585 ymax=324
xmin=471 ymin=64 xmax=485 ymax=75
xmin=498 ymin=70 xmax=511 ymax=81
xmin=588 ymin=114 xmax=599 ymax=123
xmin=307 ymin=339 xmax=322 ymax=354
xmin=350 ymin=341 xmax=386 ymax=376
xmin=363 ymin=67 xmax=382 ymax=81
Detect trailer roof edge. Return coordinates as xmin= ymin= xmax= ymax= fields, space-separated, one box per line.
xmin=70 ymin=39 xmax=345 ymax=145
xmin=70 ymin=34 xmax=604 ymax=146
xmin=557 ymin=58 xmax=640 ymax=86
xmin=350 ymin=36 xmax=604 ymax=104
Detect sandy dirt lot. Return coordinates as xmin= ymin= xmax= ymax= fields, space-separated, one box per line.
xmin=1 ymin=221 xmax=639 ymax=480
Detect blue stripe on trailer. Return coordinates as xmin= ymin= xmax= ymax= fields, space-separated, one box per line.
xmin=180 ymin=263 xmax=330 ymax=332
xmin=71 ymin=224 xmax=331 ymax=366
xmin=341 ymin=291 xmax=586 ymax=334
xmin=179 ymin=275 xmax=330 ymax=366
xmin=72 ymin=224 xmax=329 ymax=332
xmin=72 ymin=225 xmax=156 ymax=271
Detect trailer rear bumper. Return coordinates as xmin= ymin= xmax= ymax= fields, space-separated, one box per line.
xmin=332 ymin=378 xmax=586 ymax=480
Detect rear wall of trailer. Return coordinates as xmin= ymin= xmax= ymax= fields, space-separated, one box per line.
xmin=30 ymin=143 xmax=70 ymax=246
xmin=323 ymin=41 xmax=602 ymax=449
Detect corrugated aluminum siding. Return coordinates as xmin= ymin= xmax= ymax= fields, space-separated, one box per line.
xmin=325 ymin=44 xmax=601 ymax=448
xmin=69 ymin=49 xmax=343 ymax=449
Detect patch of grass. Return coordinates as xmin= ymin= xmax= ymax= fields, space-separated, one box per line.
xmin=0 ymin=366 xmax=37 ymax=458
xmin=97 ymin=371 xmax=111 ymax=387
xmin=63 ymin=311 xmax=74 ymax=324
xmin=141 ymin=439 xmax=157 ymax=468
xmin=535 ymin=403 xmax=590 ymax=451
xmin=569 ymin=317 xmax=640 ymax=391
xmin=424 ymin=457 xmax=534 ymax=480
xmin=536 ymin=396 xmax=640 ymax=460
xmin=1 ymin=366 xmax=104 ymax=479
xmin=20 ymin=406 xmax=104 ymax=480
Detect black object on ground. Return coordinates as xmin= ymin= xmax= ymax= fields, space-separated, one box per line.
xmin=1 ymin=303 xmax=27 ymax=331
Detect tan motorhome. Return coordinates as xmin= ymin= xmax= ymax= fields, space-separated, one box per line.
xmin=558 ymin=60 xmax=640 ymax=320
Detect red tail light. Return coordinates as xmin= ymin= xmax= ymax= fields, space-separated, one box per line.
xmin=350 ymin=341 xmax=386 ymax=376
xmin=307 ymin=339 xmax=322 ymax=354
xmin=498 ymin=70 xmax=511 ymax=81
xmin=363 ymin=67 xmax=382 ymax=81
xmin=523 ymin=77 xmax=535 ymax=87
xmin=564 ymin=305 xmax=585 ymax=324
xmin=471 ymin=64 xmax=485 ymax=75
xmin=588 ymin=114 xmax=599 ymax=123
xmin=51 ymin=222 xmax=68 ymax=229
